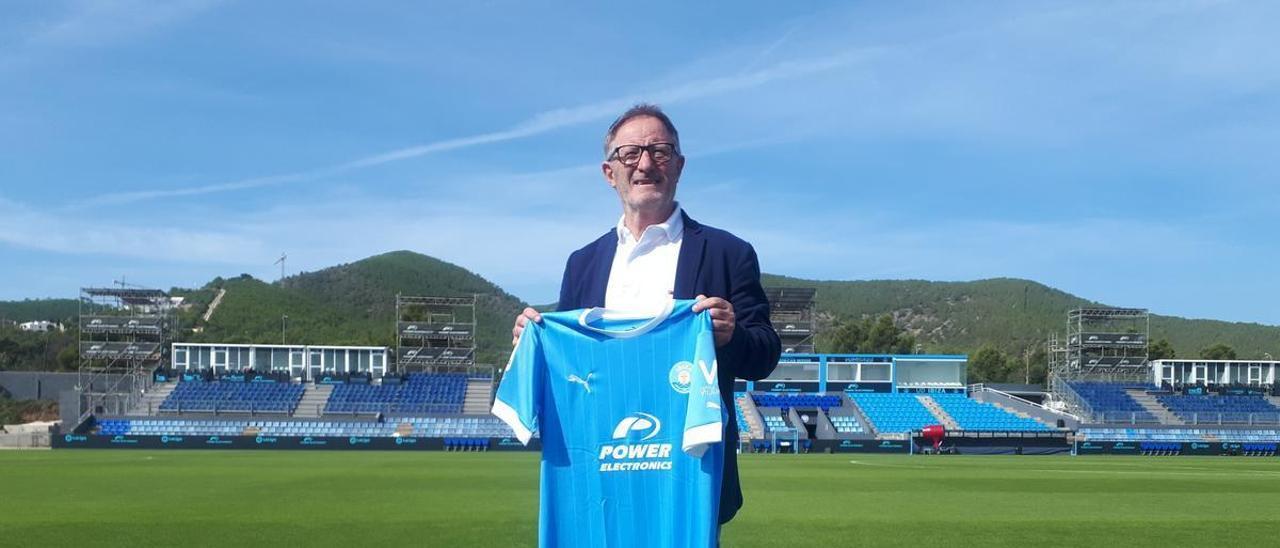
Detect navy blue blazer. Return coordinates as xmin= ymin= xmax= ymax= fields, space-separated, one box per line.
xmin=556 ymin=211 xmax=782 ymax=524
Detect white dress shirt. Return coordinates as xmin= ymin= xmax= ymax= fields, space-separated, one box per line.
xmin=604 ymin=205 xmax=684 ymax=313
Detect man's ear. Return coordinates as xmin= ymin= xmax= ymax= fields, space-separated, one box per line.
xmin=602 ymin=162 xmax=617 ymax=189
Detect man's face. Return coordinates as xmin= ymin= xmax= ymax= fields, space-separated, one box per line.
xmin=602 ymin=115 xmax=684 ymax=216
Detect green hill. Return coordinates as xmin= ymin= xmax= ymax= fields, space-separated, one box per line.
xmin=0 ymin=299 xmax=79 ymax=324
xmin=3 ymin=253 xmax=1277 ymax=371
xmin=191 ymin=251 xmax=525 ymax=365
xmin=762 ymin=275 xmax=1280 ymax=359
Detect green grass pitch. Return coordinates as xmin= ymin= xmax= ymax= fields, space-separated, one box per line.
xmin=2 ymin=450 xmax=1278 ymax=547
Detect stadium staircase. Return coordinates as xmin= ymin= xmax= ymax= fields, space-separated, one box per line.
xmin=736 ymin=393 xmax=765 ymax=440
xmin=841 ymin=394 xmax=880 ymax=437
xmin=1126 ymin=388 xmax=1185 ymax=425
xmin=294 ymin=384 xmax=332 ymax=418
xmin=463 ymin=378 xmax=492 ymax=415
xmin=916 ymin=395 xmax=960 ymax=430
xmin=130 ymin=382 xmax=176 ymax=415
xmin=1268 ymin=395 xmax=1280 ymax=410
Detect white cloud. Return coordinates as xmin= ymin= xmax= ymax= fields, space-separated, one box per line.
xmin=71 ymin=44 xmax=875 ymax=209
xmin=0 ymin=196 xmax=269 ymax=264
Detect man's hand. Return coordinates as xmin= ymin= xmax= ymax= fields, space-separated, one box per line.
xmin=512 ymin=307 xmax=542 ymax=346
xmin=692 ymin=295 xmax=735 ymax=348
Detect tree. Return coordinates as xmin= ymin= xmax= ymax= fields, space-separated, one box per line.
xmin=826 ymin=318 xmax=867 ymax=353
xmin=1199 ymin=343 xmax=1237 ymax=360
xmin=864 ymin=315 xmax=901 ymax=353
xmin=56 ymin=345 xmax=78 ymax=370
xmin=824 ymin=314 xmax=916 ymax=354
xmin=1148 ymin=338 xmax=1176 ymax=360
xmin=968 ymin=345 xmax=1013 ymax=383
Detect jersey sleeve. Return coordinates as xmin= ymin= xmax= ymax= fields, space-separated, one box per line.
xmin=491 ymin=322 xmax=543 ymax=445
xmin=682 ymin=309 xmax=724 ymax=458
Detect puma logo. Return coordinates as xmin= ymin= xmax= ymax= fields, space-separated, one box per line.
xmin=568 ymin=373 xmax=594 ymax=393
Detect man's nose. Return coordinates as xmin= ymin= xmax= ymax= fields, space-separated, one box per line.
xmin=635 ymin=148 xmax=659 ymax=171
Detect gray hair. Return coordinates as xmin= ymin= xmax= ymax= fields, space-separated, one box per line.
xmin=602 ymin=103 xmax=681 ymax=158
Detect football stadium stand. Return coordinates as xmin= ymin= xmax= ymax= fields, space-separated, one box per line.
xmin=97 ymin=418 xmax=397 ymax=437
xmin=73 ymin=333 xmax=1280 ymax=457
xmin=390 ymin=416 xmax=518 ymax=438
xmin=848 ymin=393 xmax=937 ymax=433
xmin=1154 ymin=394 xmax=1280 ymax=425
xmin=324 ymin=373 xmax=467 ymax=414
xmin=1078 ymin=427 xmax=1280 ymax=443
xmin=94 ymin=417 xmax=520 ymax=438
xmin=1067 ymin=381 xmax=1157 ymax=423
xmin=761 ymin=413 xmax=791 ymax=433
xmin=752 ymin=393 xmax=841 ymax=411
xmin=733 ymin=393 xmax=751 ymax=434
xmin=828 ymin=414 xmax=865 ymax=435
xmin=158 ymin=381 xmax=305 ymax=414
xmin=931 ymin=393 xmax=1052 ymax=431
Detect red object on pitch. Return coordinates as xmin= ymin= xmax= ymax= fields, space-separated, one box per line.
xmin=922 ymin=424 xmax=946 ymax=452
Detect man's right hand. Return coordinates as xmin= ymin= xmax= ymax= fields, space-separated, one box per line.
xmin=512 ymin=307 xmax=542 ymax=346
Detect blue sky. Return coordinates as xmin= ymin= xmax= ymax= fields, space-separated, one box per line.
xmin=1 ymin=1 xmax=1277 ymax=325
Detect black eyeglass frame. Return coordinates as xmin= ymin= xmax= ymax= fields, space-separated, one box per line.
xmin=607 ymin=142 xmax=681 ymax=167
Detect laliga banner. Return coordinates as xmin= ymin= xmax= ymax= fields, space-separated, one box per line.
xmin=1074 ymin=440 xmax=1276 ymax=456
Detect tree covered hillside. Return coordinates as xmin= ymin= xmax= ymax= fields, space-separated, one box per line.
xmin=763 ymin=274 xmax=1280 ymax=359
xmin=0 ymin=299 xmax=79 ymax=324
xmin=2 ymin=254 xmax=1276 ymax=372
xmin=192 ymin=251 xmax=525 ymax=365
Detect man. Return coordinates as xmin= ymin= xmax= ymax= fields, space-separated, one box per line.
xmin=511 ymin=104 xmax=781 ymax=526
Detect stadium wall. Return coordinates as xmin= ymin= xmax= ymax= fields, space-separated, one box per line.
xmin=0 ymin=371 xmax=142 ymax=402
xmin=916 ymin=435 xmax=1073 ymax=455
xmin=1 ymin=372 xmax=94 ymax=401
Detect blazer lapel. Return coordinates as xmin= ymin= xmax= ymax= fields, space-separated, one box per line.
xmin=586 ymin=232 xmax=616 ymax=308
xmin=674 ymin=211 xmax=706 ymax=299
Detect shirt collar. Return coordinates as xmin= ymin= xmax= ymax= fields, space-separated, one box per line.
xmin=616 ymin=203 xmax=684 ymax=246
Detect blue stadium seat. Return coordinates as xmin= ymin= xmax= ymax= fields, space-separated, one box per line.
xmin=930 ymin=393 xmax=1051 ymax=432
xmin=1068 ymin=381 xmax=1158 ymax=423
xmin=323 ymin=373 xmax=469 ymax=415
xmin=847 ymin=393 xmax=936 ymax=433
xmin=1156 ymin=394 xmax=1280 ymax=424
xmin=159 ymin=380 xmax=305 ymax=414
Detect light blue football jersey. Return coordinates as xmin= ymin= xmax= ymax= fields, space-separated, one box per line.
xmin=492 ymin=299 xmax=724 ymax=548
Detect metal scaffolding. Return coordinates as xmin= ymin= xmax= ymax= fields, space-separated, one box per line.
xmin=394 ymin=294 xmax=478 ymax=374
xmin=1049 ymin=307 xmax=1150 ymax=397
xmin=77 ymin=285 xmax=172 ymax=416
xmin=765 ymin=287 xmax=817 ymax=354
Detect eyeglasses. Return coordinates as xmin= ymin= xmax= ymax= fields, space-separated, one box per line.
xmin=607 ymin=143 xmax=679 ymax=167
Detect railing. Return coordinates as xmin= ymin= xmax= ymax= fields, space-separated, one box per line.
xmin=159 ymin=401 xmax=300 ymax=415
xmin=1098 ymin=411 xmax=1162 ymax=424
xmin=1049 ymin=374 xmax=1098 ymax=421
xmin=968 ymin=383 xmax=1083 ymax=424
xmin=321 ymin=402 xmax=465 ymax=415
xmin=1094 ymin=410 xmax=1280 ymax=425
xmin=1174 ymin=412 xmax=1280 ymax=425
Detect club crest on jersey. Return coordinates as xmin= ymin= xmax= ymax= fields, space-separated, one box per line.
xmin=669 ymin=361 xmax=694 ymax=394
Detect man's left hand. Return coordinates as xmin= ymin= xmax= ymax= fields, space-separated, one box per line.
xmin=693 ymin=295 xmax=735 ymax=348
